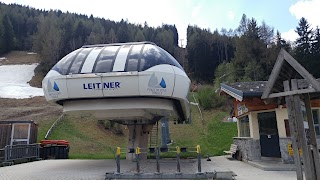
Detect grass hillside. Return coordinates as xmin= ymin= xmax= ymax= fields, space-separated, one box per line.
xmin=40 ymin=105 xmax=237 ymax=159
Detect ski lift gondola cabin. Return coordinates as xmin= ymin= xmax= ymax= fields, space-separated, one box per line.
xmin=42 ymin=42 xmax=191 ymax=124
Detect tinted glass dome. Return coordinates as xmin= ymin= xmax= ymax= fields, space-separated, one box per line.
xmin=52 ymin=42 xmax=183 ymax=75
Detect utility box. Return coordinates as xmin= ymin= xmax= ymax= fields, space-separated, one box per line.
xmin=40 ymin=140 xmax=69 ymax=159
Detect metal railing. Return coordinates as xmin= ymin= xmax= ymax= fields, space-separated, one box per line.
xmin=45 ymin=114 xmax=64 ymax=139
xmin=0 ymin=148 xmax=4 ymax=162
xmin=3 ymin=144 xmax=40 ymax=163
xmin=107 ymin=145 xmax=216 ymax=179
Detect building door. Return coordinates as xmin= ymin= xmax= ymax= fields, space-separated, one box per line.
xmin=10 ymin=123 xmax=31 ymax=145
xmin=258 ymin=112 xmax=281 ymax=158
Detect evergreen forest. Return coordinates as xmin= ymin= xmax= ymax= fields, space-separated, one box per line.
xmin=1 ymin=3 xmax=320 ymax=84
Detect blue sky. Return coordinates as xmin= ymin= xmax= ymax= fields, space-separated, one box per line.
xmin=2 ymin=0 xmax=320 ymax=46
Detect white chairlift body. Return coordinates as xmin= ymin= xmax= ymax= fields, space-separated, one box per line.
xmin=42 ymin=42 xmax=191 ymax=124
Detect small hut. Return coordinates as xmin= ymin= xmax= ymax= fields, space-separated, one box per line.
xmin=0 ymin=120 xmax=38 ymax=148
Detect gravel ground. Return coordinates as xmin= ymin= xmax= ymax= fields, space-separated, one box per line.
xmin=0 ymin=156 xmax=297 ymax=180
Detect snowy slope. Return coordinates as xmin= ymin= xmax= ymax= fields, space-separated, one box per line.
xmin=0 ymin=63 xmax=44 ymax=99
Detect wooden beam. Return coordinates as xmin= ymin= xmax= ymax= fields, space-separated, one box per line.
xmin=261 ymin=53 xmax=285 ymax=99
xmin=284 ymin=80 xmax=303 ymax=180
xmin=282 ymin=50 xmax=320 ymax=91
xmin=304 ymin=94 xmax=320 ymax=180
xmin=291 ymin=79 xmax=314 ymax=180
xmin=268 ymin=88 xmax=316 ymax=98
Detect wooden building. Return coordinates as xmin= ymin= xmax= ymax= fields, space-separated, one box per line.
xmin=0 ymin=120 xmax=38 ymax=149
xmin=219 ymin=49 xmax=320 ymax=172
xmin=220 ymin=81 xmax=320 ymax=163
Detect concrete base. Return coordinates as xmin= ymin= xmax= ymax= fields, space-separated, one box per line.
xmin=126 ymin=124 xmax=153 ymax=160
xmin=246 ymin=159 xmax=296 ymax=171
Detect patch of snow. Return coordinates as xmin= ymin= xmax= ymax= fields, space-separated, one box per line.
xmin=27 ymin=52 xmax=37 ymax=55
xmin=0 ymin=63 xmax=44 ymax=99
xmin=0 ymin=57 xmax=7 ymax=61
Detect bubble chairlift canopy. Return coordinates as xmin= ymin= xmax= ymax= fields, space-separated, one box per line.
xmin=42 ymin=42 xmax=191 ymax=124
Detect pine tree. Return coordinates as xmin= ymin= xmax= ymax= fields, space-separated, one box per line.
xmin=3 ymin=15 xmax=16 ymax=53
xmin=294 ymin=17 xmax=314 ymax=74
xmin=295 ymin=17 xmax=313 ymax=55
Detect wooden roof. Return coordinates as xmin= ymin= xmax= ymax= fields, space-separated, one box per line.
xmin=261 ymin=49 xmax=320 ymax=99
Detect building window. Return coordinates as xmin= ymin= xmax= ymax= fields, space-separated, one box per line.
xmin=312 ymin=110 xmax=320 ymax=137
xmin=239 ymin=116 xmax=250 ymax=137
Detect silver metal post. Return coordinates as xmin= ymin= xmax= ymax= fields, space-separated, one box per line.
xmin=136 ymin=147 xmax=141 ymax=174
xmin=176 ymin=146 xmax=181 ymax=174
xmin=156 ymin=147 xmax=160 ymax=174
xmin=196 ymin=145 xmax=201 ymax=173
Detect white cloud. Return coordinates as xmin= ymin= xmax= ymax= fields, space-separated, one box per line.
xmin=290 ymin=0 xmax=320 ymax=28
xmin=227 ymin=11 xmax=235 ymax=20
xmin=281 ymin=28 xmax=298 ymax=42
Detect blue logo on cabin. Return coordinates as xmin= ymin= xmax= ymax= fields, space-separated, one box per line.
xmin=53 ymin=82 xmax=60 ymax=91
xmin=47 ymin=80 xmax=60 ymax=98
xmin=148 ymin=73 xmax=166 ymax=89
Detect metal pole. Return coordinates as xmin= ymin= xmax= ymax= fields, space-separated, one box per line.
xmin=156 ymin=147 xmax=160 ymax=174
xmin=4 ymin=145 xmax=8 ymax=162
xmin=116 ymin=147 xmax=121 ymax=174
xmin=196 ymin=145 xmax=201 ymax=173
xmin=136 ymin=147 xmax=140 ymax=174
xmin=176 ymin=146 xmax=181 ymax=174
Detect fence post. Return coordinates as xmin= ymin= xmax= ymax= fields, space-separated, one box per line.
xmin=196 ymin=145 xmax=202 ymax=173
xmin=156 ymin=147 xmax=160 ymax=174
xmin=116 ymin=147 xmax=121 ymax=174
xmin=176 ymin=146 xmax=181 ymax=174
xmin=136 ymin=147 xmax=141 ymax=174
xmin=4 ymin=145 xmax=8 ymax=162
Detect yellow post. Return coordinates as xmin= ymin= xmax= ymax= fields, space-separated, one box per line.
xmin=176 ymin=146 xmax=181 ymax=173
xmin=116 ymin=147 xmax=121 ymax=174
xmin=136 ymin=147 xmax=141 ymax=173
xmin=116 ymin=147 xmax=121 ymax=155
xmin=196 ymin=145 xmax=201 ymax=173
xmin=136 ymin=147 xmax=141 ymax=155
xmin=196 ymin=145 xmax=201 ymax=154
xmin=176 ymin=146 xmax=181 ymax=154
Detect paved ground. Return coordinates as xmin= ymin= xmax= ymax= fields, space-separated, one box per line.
xmin=0 ymin=156 xmax=297 ymax=180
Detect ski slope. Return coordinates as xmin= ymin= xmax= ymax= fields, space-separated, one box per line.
xmin=0 ymin=63 xmax=44 ymax=99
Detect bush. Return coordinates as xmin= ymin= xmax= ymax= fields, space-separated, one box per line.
xmin=197 ymin=85 xmax=225 ymax=109
xmin=98 ymin=120 xmax=114 ymax=130
xmin=112 ymin=123 xmax=124 ymax=135
xmin=98 ymin=120 xmax=123 ymax=135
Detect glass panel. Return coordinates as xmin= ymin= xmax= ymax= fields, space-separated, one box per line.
xmin=127 ymin=59 xmax=139 ymax=72
xmin=13 ymin=124 xmax=29 ymax=139
xmin=52 ymin=49 xmax=80 ymax=75
xmin=258 ymin=111 xmax=278 ymax=135
xmin=313 ymin=110 xmax=319 ymax=124
xmin=239 ymin=116 xmax=250 ymax=137
xmin=315 ymin=126 xmax=320 ymax=136
xmin=126 ymin=44 xmax=143 ymax=72
xmin=139 ymin=44 xmax=168 ymax=71
xmin=158 ymin=46 xmax=183 ymax=70
xmin=69 ymin=48 xmax=92 ymax=74
xmin=94 ymin=46 xmax=120 ymax=73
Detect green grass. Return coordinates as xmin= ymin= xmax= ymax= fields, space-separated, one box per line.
xmin=38 ymin=93 xmax=237 ymax=159
xmin=168 ymin=106 xmax=237 ymax=157
xmin=46 ymin=114 xmax=127 ymax=159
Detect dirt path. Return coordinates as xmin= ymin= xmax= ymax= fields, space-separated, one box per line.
xmin=0 ymin=97 xmax=62 ymax=123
